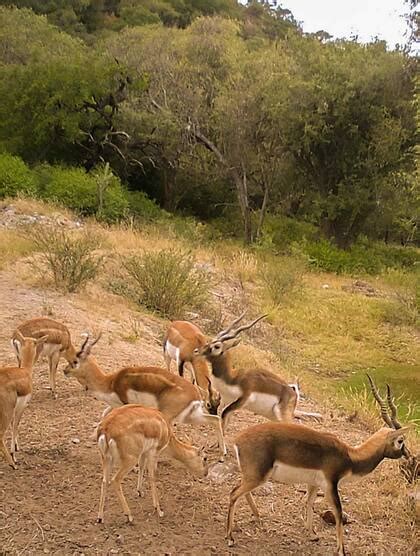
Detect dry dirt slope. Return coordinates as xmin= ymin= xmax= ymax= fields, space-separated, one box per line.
xmin=0 ymin=268 xmax=417 ymax=555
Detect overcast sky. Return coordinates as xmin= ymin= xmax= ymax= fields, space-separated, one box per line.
xmin=276 ymin=0 xmax=410 ymax=49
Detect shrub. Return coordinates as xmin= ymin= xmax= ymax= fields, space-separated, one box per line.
xmin=380 ymin=269 xmax=420 ymax=328
xmin=261 ymin=215 xmax=319 ymax=252
xmin=259 ymin=256 xmax=306 ymax=305
xmin=34 ymin=164 xmax=128 ymax=222
xmin=302 ymin=239 xmax=420 ymax=275
xmin=123 ymin=249 xmax=210 ymax=318
xmin=0 ymin=152 xmax=37 ymax=198
xmin=124 ymin=190 xmax=166 ymax=221
xmin=30 ymin=227 xmax=104 ymax=292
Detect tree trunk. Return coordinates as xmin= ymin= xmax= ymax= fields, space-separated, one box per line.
xmin=255 ymin=181 xmax=269 ymax=241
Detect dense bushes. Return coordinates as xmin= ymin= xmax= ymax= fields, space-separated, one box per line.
xmin=0 ymin=154 xmax=129 ymax=222
xmin=0 ymin=153 xmax=37 ymax=198
xmin=303 ymin=239 xmax=420 ymax=275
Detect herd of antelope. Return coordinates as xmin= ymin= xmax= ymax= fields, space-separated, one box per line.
xmin=1 ymin=313 xmax=414 ymax=555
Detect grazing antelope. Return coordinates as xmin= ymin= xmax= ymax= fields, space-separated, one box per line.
xmin=11 ymin=317 xmax=78 ymax=398
xmin=1 ymin=331 xmax=48 ymax=467
xmin=97 ymin=405 xmax=207 ymax=523
xmin=226 ymin=376 xmax=411 ymax=555
xmin=64 ymin=334 xmax=227 ymax=458
xmin=195 ymin=313 xmax=322 ymax=432
xmin=163 ymin=321 xmax=221 ymax=415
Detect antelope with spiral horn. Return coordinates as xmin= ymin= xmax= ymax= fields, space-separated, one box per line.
xmin=226 ymin=375 xmax=411 ymax=555
xmin=195 ymin=313 xmax=322 ymax=431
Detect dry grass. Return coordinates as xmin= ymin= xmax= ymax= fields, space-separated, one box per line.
xmin=0 ymin=229 xmax=36 ymax=269
xmin=0 ymin=194 xmax=73 ymax=218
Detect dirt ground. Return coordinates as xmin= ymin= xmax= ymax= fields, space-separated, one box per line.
xmin=0 ymin=268 xmax=417 ymax=555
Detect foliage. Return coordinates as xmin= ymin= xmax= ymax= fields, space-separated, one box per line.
xmin=35 ymin=164 xmax=128 ymax=221
xmin=123 ymin=249 xmax=209 ymax=318
xmin=124 ymin=190 xmax=167 ymax=221
xmin=0 ymin=229 xmax=36 ymax=269
xmin=30 ymin=226 xmax=104 ymax=292
xmin=0 ymin=152 xmax=37 ymax=198
xmin=303 ymin=239 xmax=420 ymax=275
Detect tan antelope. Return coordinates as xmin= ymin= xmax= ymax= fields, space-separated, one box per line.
xmin=97 ymin=405 xmax=207 ymax=523
xmin=226 ymin=376 xmax=411 ymax=555
xmin=1 ymin=331 xmax=48 ymax=467
xmin=163 ymin=320 xmax=221 ymax=415
xmin=195 ymin=313 xmax=322 ymax=432
xmin=11 ymin=317 xmax=78 ymax=398
xmin=64 ymin=334 xmax=227 ymax=458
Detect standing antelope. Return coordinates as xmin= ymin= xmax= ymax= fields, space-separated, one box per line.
xmin=0 ymin=331 xmax=48 ymax=467
xmin=97 ymin=405 xmax=207 ymax=523
xmin=64 ymin=334 xmax=226 ymax=458
xmin=11 ymin=317 xmax=78 ymax=398
xmin=163 ymin=321 xmax=221 ymax=415
xmin=227 ymin=376 xmax=411 ymax=555
xmin=195 ymin=313 xmax=322 ymax=432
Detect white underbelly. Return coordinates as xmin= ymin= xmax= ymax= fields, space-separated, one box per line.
xmin=15 ymin=394 xmax=31 ymax=412
xmin=270 ymin=462 xmax=327 ymax=489
xmin=243 ymin=392 xmax=278 ymax=418
xmin=211 ymin=377 xmax=242 ymax=404
xmin=92 ymin=391 xmax=123 ymax=407
xmin=126 ymin=390 xmax=158 ymax=408
xmin=41 ymin=343 xmax=62 ymax=358
xmin=165 ymin=340 xmax=180 ymax=363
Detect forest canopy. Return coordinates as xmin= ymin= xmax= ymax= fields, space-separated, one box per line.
xmin=0 ymin=1 xmax=418 ymax=247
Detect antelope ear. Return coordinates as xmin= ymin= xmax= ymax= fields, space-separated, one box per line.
xmin=225 ymin=337 xmax=241 ymax=351
xmin=388 ymin=426 xmax=411 ymax=439
xmin=15 ymin=330 xmax=25 ymax=343
xmin=36 ymin=335 xmax=49 ymax=345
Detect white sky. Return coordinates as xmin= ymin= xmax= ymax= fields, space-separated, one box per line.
xmin=278 ymin=1 xmax=410 ymax=49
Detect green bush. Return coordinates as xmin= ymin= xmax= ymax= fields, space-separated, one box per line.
xmin=0 ymin=152 xmax=37 ymax=198
xmin=125 ymin=190 xmax=167 ymax=221
xmin=30 ymin=226 xmax=104 ymax=292
xmin=34 ymin=164 xmax=128 ymax=222
xmin=123 ymin=249 xmax=210 ymax=318
xmin=303 ymin=239 xmax=420 ymax=275
xmin=380 ymin=269 xmax=420 ymax=327
xmin=262 ymin=215 xmax=319 ymax=251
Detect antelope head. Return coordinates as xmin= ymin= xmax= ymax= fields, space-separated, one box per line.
xmin=194 ymin=312 xmax=267 ymax=359
xmin=367 ymin=374 xmax=416 ymax=471
xmin=64 ymin=332 xmax=102 ymax=382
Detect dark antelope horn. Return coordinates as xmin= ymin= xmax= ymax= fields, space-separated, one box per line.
xmin=366 ymin=374 xmax=394 ymax=428
xmin=78 ymin=332 xmax=90 ymax=354
xmin=217 ymin=311 xmax=246 ymax=340
xmin=89 ymin=331 xmax=102 ymax=349
xmin=386 ymin=384 xmax=402 ymax=430
xmin=218 ymin=314 xmax=268 ymax=342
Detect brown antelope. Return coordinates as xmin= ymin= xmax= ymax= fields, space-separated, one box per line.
xmin=11 ymin=317 xmax=78 ymax=398
xmin=97 ymin=405 xmax=207 ymax=523
xmin=163 ymin=320 xmax=221 ymax=415
xmin=64 ymin=334 xmax=227 ymax=458
xmin=1 ymin=331 xmax=48 ymax=467
xmin=226 ymin=376 xmax=411 ymax=555
xmin=195 ymin=313 xmax=322 ymax=432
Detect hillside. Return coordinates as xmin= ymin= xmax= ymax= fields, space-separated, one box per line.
xmin=0 ymin=199 xmax=418 ymax=554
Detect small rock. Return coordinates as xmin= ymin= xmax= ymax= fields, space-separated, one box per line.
xmin=255 ymin=483 xmax=274 ymax=496
xmin=322 ymin=284 xmax=330 ymax=289
xmin=71 ymin=438 xmax=80 ymax=444
xmin=116 ymin=534 xmax=124 ymax=545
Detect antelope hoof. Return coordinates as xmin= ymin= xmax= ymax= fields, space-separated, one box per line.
xmin=157 ymin=509 xmax=164 ymax=518
xmin=310 ymin=533 xmax=319 ymax=542
xmin=96 ymin=517 xmax=103 ymax=524
xmin=137 ymin=490 xmax=145 ymax=498
xmin=126 ymin=514 xmax=133 ymax=524
xmin=227 ymin=537 xmax=235 ymax=547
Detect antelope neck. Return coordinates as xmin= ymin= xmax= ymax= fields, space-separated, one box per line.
xmin=348 ymin=432 xmax=387 ymax=477
xmin=21 ymin=350 xmax=37 ymax=370
xmin=166 ymin=435 xmax=193 ymax=463
xmin=208 ymin=353 xmax=237 ymax=384
xmin=83 ymin=357 xmax=114 ymax=393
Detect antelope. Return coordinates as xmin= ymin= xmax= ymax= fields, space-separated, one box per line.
xmin=1 ymin=331 xmax=48 ymax=467
xmin=226 ymin=376 xmax=411 ymax=555
xmin=195 ymin=313 xmax=322 ymax=432
xmin=163 ymin=321 xmax=221 ymax=415
xmin=11 ymin=317 xmax=78 ymax=398
xmin=97 ymin=405 xmax=207 ymax=523
xmin=64 ymin=334 xmax=227 ymax=458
